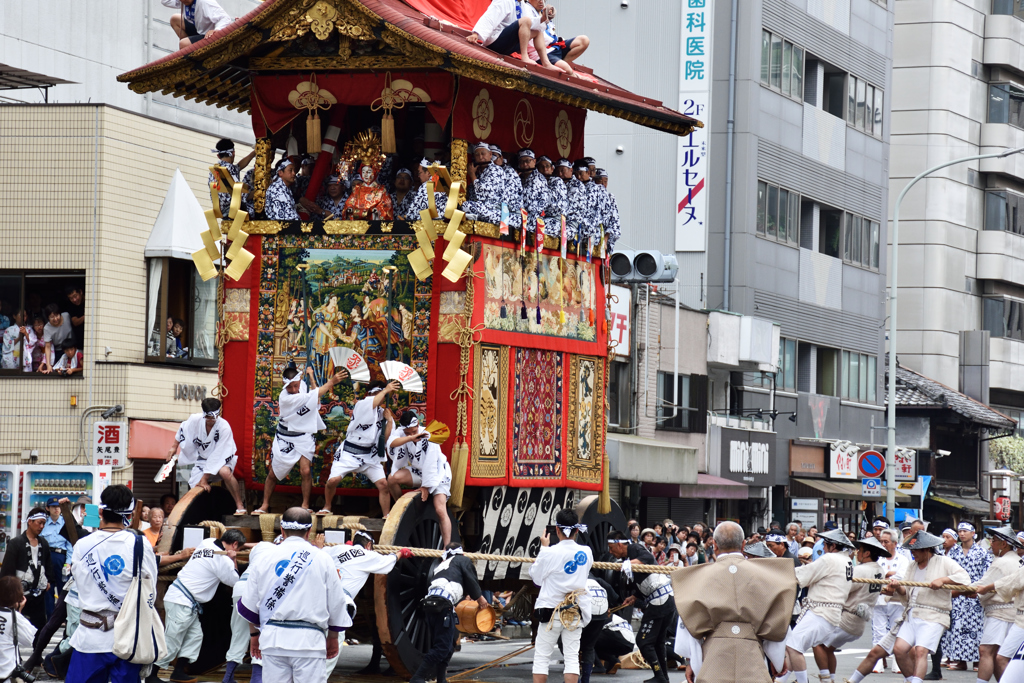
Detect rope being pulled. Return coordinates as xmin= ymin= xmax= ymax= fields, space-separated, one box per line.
xmin=851 ymin=577 xmax=977 ymax=592
xmin=371 ymin=545 xmax=678 ymax=574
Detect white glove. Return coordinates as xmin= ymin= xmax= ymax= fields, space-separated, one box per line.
xmin=855 ymin=603 xmax=870 ymax=621
xmin=621 ymin=560 xmax=633 ymax=582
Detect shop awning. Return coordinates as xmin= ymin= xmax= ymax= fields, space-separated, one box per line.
xmin=928 ymin=494 xmax=991 ymax=517
xmin=129 ymin=419 xmax=181 ymax=460
xmin=680 ymin=474 xmax=749 ymax=500
xmin=144 ymin=169 xmax=211 ymax=262
xmin=793 ymin=478 xmax=911 ymax=502
xmin=607 ymin=434 xmax=698 ymax=486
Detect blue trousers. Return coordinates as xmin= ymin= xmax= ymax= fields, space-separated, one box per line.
xmin=66 ymin=651 xmax=142 ymax=683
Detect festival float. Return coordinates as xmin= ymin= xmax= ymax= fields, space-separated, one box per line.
xmin=119 ymin=0 xmax=701 ymax=676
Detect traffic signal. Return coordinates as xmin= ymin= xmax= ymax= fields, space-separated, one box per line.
xmin=609 ymin=250 xmax=679 ymax=283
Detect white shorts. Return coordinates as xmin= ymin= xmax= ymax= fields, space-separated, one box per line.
xmin=329 ymin=445 xmax=386 ymax=484
xmin=271 ymin=433 xmax=315 ymax=481
xmin=981 ymin=617 xmax=1012 ymax=647
xmin=188 ymin=454 xmax=237 ymax=488
xmin=998 ymin=624 xmax=1024 ymax=659
xmin=871 ymin=602 xmax=902 ymax=652
xmin=822 ymin=624 xmax=858 ymax=650
xmin=261 ymin=653 xmax=327 ymax=683
xmin=786 ymin=612 xmax=835 ymax=652
xmin=896 ymin=617 xmax=945 ymax=653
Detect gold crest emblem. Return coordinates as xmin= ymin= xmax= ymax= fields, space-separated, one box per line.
xmin=514 ymin=98 xmax=535 ymax=148
xmin=472 ymin=89 xmax=495 ymax=140
xmin=555 ymin=110 xmax=573 ymax=159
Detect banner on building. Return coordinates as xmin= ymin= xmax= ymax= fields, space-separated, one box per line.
xmin=609 ymin=284 xmax=631 ymax=356
xmin=675 ymin=0 xmax=713 ymax=252
xmin=93 ymin=421 xmax=126 ymax=468
xmin=720 ymin=428 xmax=775 ymax=487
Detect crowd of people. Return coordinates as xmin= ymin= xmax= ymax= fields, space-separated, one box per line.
xmin=1 ymin=286 xmax=85 ymax=375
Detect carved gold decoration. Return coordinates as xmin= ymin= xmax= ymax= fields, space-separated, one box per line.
xmin=381 ymin=221 xmax=393 ymax=233
xmin=253 ymin=138 xmax=273 ymax=214
xmin=202 ymin=31 xmax=262 ymax=69
xmin=323 ymin=220 xmax=371 ymax=235
xmin=307 ymin=1 xmax=339 ymax=41
xmin=246 ymin=221 xmax=286 ymax=235
xmin=338 ymin=36 xmax=352 ymax=61
xmin=469 ymin=221 xmax=500 ymax=239
xmin=250 ymin=55 xmax=431 ymax=71
xmin=450 ymin=139 xmax=468 ymax=204
xmin=301 ymin=222 xmax=315 ymax=233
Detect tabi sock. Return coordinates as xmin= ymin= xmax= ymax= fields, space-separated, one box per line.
xmin=794 ymin=671 xmax=808 ymax=683
xmin=849 ymin=672 xmax=866 ymax=683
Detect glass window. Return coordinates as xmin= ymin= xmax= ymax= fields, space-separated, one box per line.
xmin=848 ymin=75 xmax=857 ymax=125
xmin=986 ymin=191 xmax=1007 ymax=231
xmin=784 ymin=338 xmax=796 ymax=390
xmin=767 ymin=184 xmax=779 ymax=237
xmin=861 ymin=216 xmax=871 ymax=266
xmin=817 ymin=347 xmax=838 ymax=397
xmin=849 ymin=352 xmax=860 ymax=401
xmin=0 ymin=271 xmax=87 ymax=376
xmin=761 ymin=30 xmax=771 ymax=84
xmin=778 ymin=189 xmax=789 ymax=242
xmin=820 ymin=209 xmax=842 ymax=258
xmin=792 ymin=47 xmax=804 ymax=100
xmin=858 ymin=353 xmax=869 ymax=402
xmin=867 ymin=355 xmax=877 ymax=403
xmin=990 ymin=83 xmax=1010 ymax=124
xmin=873 ymin=88 xmax=883 ymax=135
xmin=770 ymin=34 xmax=782 ymax=89
xmin=870 ymin=221 xmax=880 ymax=269
xmin=856 ymin=78 xmax=867 ymax=130
xmin=657 ymin=372 xmax=707 ymax=433
xmin=789 ymin=192 xmax=801 ymax=245
xmin=841 ymin=350 xmax=850 ymax=398
xmin=757 ymin=181 xmax=767 ymax=234
xmin=866 ymin=85 xmax=875 ymax=134
xmin=782 ymin=41 xmax=793 ymax=96
xmin=145 ymin=258 xmax=219 ymax=366
xmin=843 ymin=213 xmax=854 ymax=261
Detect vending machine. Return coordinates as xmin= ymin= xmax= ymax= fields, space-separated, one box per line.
xmin=20 ymin=466 xmax=100 ymax=522
xmin=0 ymin=466 xmax=20 ymax=562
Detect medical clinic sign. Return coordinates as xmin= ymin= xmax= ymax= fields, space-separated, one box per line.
xmin=676 ymin=0 xmax=713 ymax=252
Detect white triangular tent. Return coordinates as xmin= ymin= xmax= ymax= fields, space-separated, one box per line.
xmin=145 ymin=169 xmax=207 ymax=261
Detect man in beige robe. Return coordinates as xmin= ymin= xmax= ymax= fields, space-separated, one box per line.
xmin=973 ymin=526 xmax=1022 ymax=683
xmin=672 ymin=521 xmax=797 ymax=683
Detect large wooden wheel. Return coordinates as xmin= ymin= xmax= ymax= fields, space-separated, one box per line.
xmin=375 ymin=493 xmax=461 ymax=678
xmin=575 ymin=494 xmax=627 ymax=572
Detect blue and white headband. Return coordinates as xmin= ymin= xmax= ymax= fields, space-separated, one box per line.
xmin=354 ymin=530 xmax=373 ymax=545
xmin=277 ymin=159 xmax=294 ymax=171
xmin=555 ymin=159 xmax=572 ymax=168
xmin=419 ymin=158 xmax=432 ymax=169
xmin=280 ymin=520 xmax=312 ymax=531
xmin=213 ymin=147 xmax=234 ymax=156
xmin=607 ymin=539 xmax=629 ymax=545
xmin=873 ymin=520 xmax=889 ymax=529
xmin=442 ymin=546 xmax=464 ymax=561
xmin=405 ymin=417 xmax=419 ymax=429
xmin=99 ymin=499 xmax=136 ymax=527
xmin=25 ymin=512 xmax=47 ymax=523
xmin=957 ymin=522 xmax=975 ymax=532
xmin=765 ymin=533 xmax=786 ymax=544
xmin=1018 ymin=531 xmax=1024 ymax=544
xmin=327 ymin=175 xmax=341 ymax=184
xmin=396 ymin=168 xmax=412 ymax=177
xmin=942 ymin=528 xmax=957 ymax=539
xmin=558 ymin=523 xmax=588 ymax=535
xmin=203 ymin=409 xmax=220 ymax=418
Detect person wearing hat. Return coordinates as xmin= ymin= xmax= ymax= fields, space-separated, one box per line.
xmin=574 ymin=161 xmax=604 ymax=250
xmin=813 ymin=537 xmax=889 ymax=682
xmin=388 ymin=167 xmax=414 ymax=218
xmin=785 ymin=528 xmax=854 ymax=683
xmin=975 ymin=527 xmax=1024 ymax=679
xmin=765 ymin=530 xmax=800 ymax=568
xmin=594 ymin=168 xmax=621 ymax=251
xmin=970 ymin=526 xmax=1022 ymax=683
xmin=554 ymin=158 xmax=586 ymax=241
xmin=743 ymin=541 xmax=774 ymax=559
xmin=401 ymin=160 xmax=450 ymax=222
xmin=517 ymin=149 xmax=551 ymax=237
xmin=639 ymin=527 xmax=657 ymax=552
xmin=810 ymin=521 xmax=837 ymax=562
xmin=462 ymin=143 xmax=504 ymax=224
xmin=264 ymin=158 xmax=300 ymax=220
xmin=883 ymin=530 xmax=970 ymax=683
xmin=39 ymin=496 xmax=72 ymax=617
xmin=206 ymin=138 xmax=255 ymax=217
xmin=940 ymin=521 xmax=991 ymax=672
xmin=541 ymin=156 xmax=567 ymax=231
xmin=493 ymin=145 xmax=524 ymax=229
xmin=316 ymin=173 xmax=349 ymax=219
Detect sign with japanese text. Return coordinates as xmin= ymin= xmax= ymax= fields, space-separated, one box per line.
xmin=829 ymin=442 xmax=858 ymax=480
xmin=862 ymin=478 xmax=881 ymax=498
xmin=676 ymin=0 xmax=713 ymax=252
xmin=609 ymin=285 xmax=631 ymax=356
xmin=93 ymin=421 xmax=126 ymax=469
xmin=996 ymin=496 xmax=1011 ymax=521
xmin=893 ymin=448 xmax=916 ymax=482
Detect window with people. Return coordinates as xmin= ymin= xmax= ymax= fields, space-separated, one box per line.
xmin=0 ymin=272 xmax=85 ymax=377
xmin=145 ymin=257 xmax=218 ymax=366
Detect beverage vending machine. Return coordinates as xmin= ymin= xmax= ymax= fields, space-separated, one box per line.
xmin=20 ymin=465 xmax=100 ymax=522
xmin=0 ymin=466 xmax=20 ymax=562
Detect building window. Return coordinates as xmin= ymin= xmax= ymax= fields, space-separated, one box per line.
xmin=841 ymin=351 xmax=876 ymax=402
xmin=777 ymin=337 xmax=797 ymax=391
xmin=985 ymin=189 xmax=1024 ymax=234
xmin=984 ymin=296 xmax=1024 ymax=340
xmin=816 ymin=347 xmax=839 ymax=397
xmin=989 ymin=82 xmax=1024 ymax=127
xmin=0 ymin=271 xmax=86 ymax=376
xmin=760 ymin=30 xmax=804 ymax=101
xmin=993 ymin=0 xmax=1024 ymax=20
xmin=843 ymin=212 xmax=880 ymax=270
xmin=846 ymin=75 xmax=883 ymax=136
xmin=819 ymin=207 xmax=843 ymax=258
xmin=756 ymin=180 xmax=800 ymax=246
xmin=145 ymin=258 xmax=218 ymax=367
xmin=656 ymin=372 xmax=708 ymax=433
xmin=608 ymin=360 xmax=632 ymax=431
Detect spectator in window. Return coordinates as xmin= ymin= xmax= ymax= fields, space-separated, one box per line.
xmin=209 ymin=138 xmax=256 ymax=217
xmin=49 ymin=342 xmax=83 ymax=376
xmin=39 ymin=304 xmax=73 ymax=374
xmin=0 ymin=507 xmax=53 ymax=630
xmin=2 ymin=309 xmax=28 ymax=370
xmin=163 ymin=0 xmax=232 ymax=50
xmin=265 ymin=159 xmax=300 ymax=220
xmin=26 ymin=316 xmax=45 ymax=372
xmin=466 ymin=0 xmax=559 ymax=71
xmin=143 ymin=507 xmax=165 ymax=548
xmin=166 ymin=318 xmax=186 ymax=358
xmin=0 ymin=301 xmax=9 ymax=331
xmin=64 ymin=285 xmax=85 ymax=349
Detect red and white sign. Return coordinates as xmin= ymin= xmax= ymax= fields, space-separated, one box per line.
xmin=996 ymin=496 xmax=1011 ymax=521
xmin=93 ymin=421 xmax=126 ymax=468
xmin=893 ymin=448 xmax=916 ymax=482
xmin=609 ymin=285 xmax=631 ymax=357
xmin=857 ymin=450 xmax=886 ymax=478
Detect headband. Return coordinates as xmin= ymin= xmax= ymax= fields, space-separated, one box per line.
xmin=957 ymin=522 xmax=975 ymax=532
xmin=277 ymin=159 xmax=294 ymax=171
xmin=558 ymin=523 xmax=588 ymax=535
xmin=474 ymin=141 xmax=488 ymax=149
xmin=941 ymin=528 xmax=957 ymax=539
xmin=489 ymin=145 xmax=502 ymax=155
xmin=280 ymin=520 xmax=312 ymax=531
xmin=327 ymin=175 xmax=341 ymax=184
xmin=99 ymin=499 xmax=136 ymax=527
xmin=556 ymin=159 xmax=572 ymax=168
xmin=301 ymin=156 xmax=315 ymax=165
xmin=405 ymin=417 xmax=419 ymax=429
xmin=26 ymin=512 xmax=47 ymax=523
xmin=442 ymin=546 xmax=464 ymax=561
xmin=1018 ymin=531 xmax=1024 ymax=543
xmin=282 ymin=373 xmax=301 ymax=387
xmin=419 ymin=158 xmax=432 ymax=168
xmin=607 ymin=539 xmax=629 ymax=545
xmin=765 ymin=533 xmax=786 ymax=544
xmin=519 ymin=149 xmax=535 ymax=159
xmin=872 ymin=520 xmax=889 ymax=529
xmin=367 ymin=386 xmax=384 ymax=396
xmin=538 ymin=156 xmax=552 ymax=163
xmin=203 ymin=409 xmax=220 ymax=419
xmin=213 ymin=147 xmax=234 ymax=156
xmin=596 ymin=169 xmax=608 ymax=178
xmin=354 ymin=530 xmax=373 ymax=545
xmin=396 ymin=168 xmax=412 ymax=177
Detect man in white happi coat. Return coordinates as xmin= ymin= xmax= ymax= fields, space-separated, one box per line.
xmin=385 ymin=411 xmax=454 ymax=546
xmin=152 ymin=530 xmax=244 ymax=683
xmin=238 ymin=508 xmax=350 ymax=683
xmin=166 ymin=398 xmax=245 ymax=514
xmin=225 ymin=542 xmax=273 ymax=683
xmin=530 ymin=508 xmax=594 ymax=683
xmin=785 ymin=529 xmax=854 ymax=683
xmin=255 ymin=366 xmax=348 ymax=514
xmin=322 ymin=379 xmax=400 ymax=517
xmin=814 ymin=536 xmax=888 ymax=683
xmin=886 ymin=530 xmax=970 ymax=683
xmin=973 ymin=525 xmax=1022 ymax=683
xmin=976 ymin=526 xmax=1024 ymax=679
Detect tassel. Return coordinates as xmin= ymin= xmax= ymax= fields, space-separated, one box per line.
xmin=598 ymin=447 xmax=611 ymax=514
xmin=559 ymin=310 xmax=566 ymax=325
xmin=500 ymin=302 xmax=507 ymax=319
xmin=286 ymin=128 xmax=299 ymax=158
xmin=381 ymin=113 xmax=396 ymax=154
xmin=589 ymin=307 xmax=595 ymax=325
xmin=536 ymin=304 xmax=541 ymax=324
xmin=306 ymin=111 xmax=322 ymax=153
xmin=521 ymin=302 xmax=527 ymax=320
xmin=449 ymin=441 xmax=469 ymax=508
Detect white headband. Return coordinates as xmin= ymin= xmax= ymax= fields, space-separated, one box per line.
xmin=942 ymin=528 xmax=957 ymax=539
xmin=607 ymin=539 xmax=629 ymax=545
xmin=354 ymin=530 xmax=373 ymax=545
xmin=558 ymin=523 xmax=588 ymax=535
xmin=204 ymin=409 xmax=220 ymax=418
xmin=405 ymin=417 xmax=419 ymax=428
xmin=419 ymin=158 xmax=432 ymax=168
xmin=442 ymin=546 xmax=464 ymax=561
xmin=99 ymin=499 xmax=136 ymax=527
xmin=280 ymin=520 xmax=312 ymax=530
xmin=282 ymin=374 xmax=300 ymax=387
xmin=396 ymin=168 xmax=412 ymax=177
xmin=765 ymin=533 xmax=786 ymax=544
xmin=26 ymin=512 xmax=47 ymax=523
xmin=213 ymin=147 xmax=234 ymax=156
xmin=957 ymin=522 xmax=975 ymax=532
xmin=367 ymin=386 xmax=384 ymax=395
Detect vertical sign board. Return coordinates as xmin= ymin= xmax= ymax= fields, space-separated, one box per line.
xmin=893 ymin=448 xmax=917 ymax=482
xmin=829 ymin=443 xmax=858 ymax=480
xmin=93 ymin=421 xmax=126 ymax=469
xmin=609 ymin=284 xmax=631 ymax=357
xmin=676 ymin=0 xmax=713 ymax=252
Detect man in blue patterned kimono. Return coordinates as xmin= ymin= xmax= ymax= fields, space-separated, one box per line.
xmin=492 ymin=144 xmax=523 ymax=229
xmin=559 ymin=159 xmax=587 ymax=241
xmin=462 ymin=144 xmax=504 ymax=224
xmin=575 ymin=161 xmax=605 ymax=249
xmin=595 ymin=169 xmax=621 ymax=252
xmin=208 ymin=138 xmax=255 ymax=217
xmin=941 ymin=521 xmax=992 ymax=672
xmin=316 ymin=175 xmax=349 ymax=219
xmin=541 ymin=156 xmax=568 ymax=239
xmin=390 ymin=168 xmax=415 ymax=219
xmin=517 ymin=149 xmax=550 ymax=235
xmin=264 ymin=159 xmax=300 ymax=220
xmin=399 ymin=160 xmax=449 ymax=221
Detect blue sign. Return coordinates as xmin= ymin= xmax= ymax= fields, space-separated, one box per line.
xmin=862 ymin=478 xmax=882 ymax=498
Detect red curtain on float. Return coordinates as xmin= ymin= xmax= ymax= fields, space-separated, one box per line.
xmin=399 ymin=0 xmax=490 ymax=29
xmin=453 ymin=79 xmax=586 ymax=160
xmin=250 ymin=72 xmax=456 ymax=137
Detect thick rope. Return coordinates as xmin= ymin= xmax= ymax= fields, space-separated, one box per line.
xmin=371 ymin=545 xmax=676 ymax=574
xmin=448 ymin=644 xmax=535 ymax=681
xmin=851 ymin=577 xmax=976 ymax=592
xmin=199 ymin=520 xmax=226 ymax=539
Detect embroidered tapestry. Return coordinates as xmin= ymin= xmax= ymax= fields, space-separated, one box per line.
xmin=567 ymin=355 xmax=604 ymax=485
xmin=510 ymin=348 xmax=563 ymax=481
xmin=471 ymin=344 xmax=507 ymax=479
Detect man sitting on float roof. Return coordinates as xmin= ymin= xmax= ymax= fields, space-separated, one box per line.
xmin=466 ymin=0 xmax=559 ymax=71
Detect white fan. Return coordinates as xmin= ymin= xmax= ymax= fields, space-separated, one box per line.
xmin=329 ymin=346 xmax=370 ymax=382
xmin=154 ymin=454 xmax=177 ymax=483
xmin=380 ymin=360 xmax=424 ymax=393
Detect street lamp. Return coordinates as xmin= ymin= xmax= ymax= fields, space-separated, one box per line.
xmin=885 ymin=145 xmax=1024 ymax=524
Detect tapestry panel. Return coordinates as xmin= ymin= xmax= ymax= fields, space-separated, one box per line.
xmin=510 ymin=348 xmax=563 ymax=481
xmin=471 ymin=344 xmax=507 ymax=479
xmin=566 ymin=355 xmax=604 ymax=485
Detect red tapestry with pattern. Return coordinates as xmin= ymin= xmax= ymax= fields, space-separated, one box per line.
xmin=508 ymin=347 xmax=564 ymax=486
